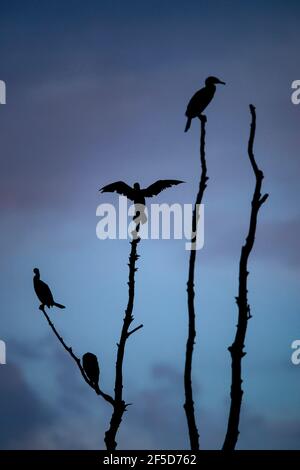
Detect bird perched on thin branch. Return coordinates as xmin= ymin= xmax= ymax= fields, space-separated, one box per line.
xmin=184 ymin=76 xmax=225 ymax=132
xmin=33 ymin=268 xmax=65 ymax=310
xmin=82 ymin=352 xmax=100 ymax=394
xmin=100 ymin=180 xmax=183 ymax=224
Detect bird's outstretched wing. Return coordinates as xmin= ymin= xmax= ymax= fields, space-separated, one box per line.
xmin=99 ymin=181 xmax=135 ymax=200
xmin=142 ymin=180 xmax=184 ymax=197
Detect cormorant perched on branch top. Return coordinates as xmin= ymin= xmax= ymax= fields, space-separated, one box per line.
xmin=33 ymin=268 xmax=65 ymax=309
xmin=184 ymin=76 xmax=225 ymax=132
xmin=100 ymin=180 xmax=183 ymax=223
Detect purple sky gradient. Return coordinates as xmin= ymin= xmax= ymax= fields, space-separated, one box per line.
xmin=0 ymin=0 xmax=299 ymax=449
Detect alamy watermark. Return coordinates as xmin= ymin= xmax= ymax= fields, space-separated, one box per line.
xmin=291 ymin=80 xmax=300 ymax=104
xmin=0 ymin=80 xmax=6 ymax=104
xmin=290 ymin=85 xmax=300 ymax=364
xmin=291 ymin=340 xmax=300 ymax=365
xmin=96 ymin=196 xmax=204 ymax=250
xmin=0 ymin=340 xmax=6 ymax=364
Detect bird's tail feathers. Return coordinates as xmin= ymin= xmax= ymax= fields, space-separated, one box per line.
xmin=53 ymin=302 xmax=65 ymax=309
xmin=184 ymin=117 xmax=192 ymax=132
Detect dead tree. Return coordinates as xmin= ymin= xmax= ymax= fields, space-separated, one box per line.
xmin=222 ymin=105 xmax=268 ymax=451
xmin=104 ymin=227 xmax=143 ymax=450
xmin=184 ymin=115 xmax=208 ymax=450
xmin=38 ymin=225 xmax=143 ymax=450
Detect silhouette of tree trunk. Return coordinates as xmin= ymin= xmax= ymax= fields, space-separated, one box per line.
xmin=104 ymin=227 xmax=143 ymax=451
xmin=184 ymin=115 xmax=208 ymax=450
xmin=39 ymin=225 xmax=143 ymax=450
xmin=222 ymin=105 xmax=268 ymax=451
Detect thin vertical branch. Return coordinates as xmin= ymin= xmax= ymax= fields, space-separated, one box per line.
xmin=222 ymin=105 xmax=268 ymax=451
xmin=104 ymin=228 xmax=143 ymax=451
xmin=184 ymin=115 xmax=208 ymax=450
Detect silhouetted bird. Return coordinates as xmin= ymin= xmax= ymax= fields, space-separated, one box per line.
xmin=100 ymin=180 xmax=183 ymax=223
xmin=33 ymin=268 xmax=65 ymax=309
xmin=184 ymin=76 xmax=225 ymax=132
xmin=82 ymin=352 xmax=100 ymax=394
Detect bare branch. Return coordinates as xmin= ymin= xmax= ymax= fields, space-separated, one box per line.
xmin=222 ymin=105 xmax=268 ymax=451
xmin=259 ymin=193 xmax=269 ymax=206
xmin=104 ymin=227 xmax=141 ymax=451
xmin=127 ymin=324 xmax=143 ymax=337
xmin=184 ymin=113 xmax=208 ymax=451
xmin=39 ymin=305 xmax=114 ymax=406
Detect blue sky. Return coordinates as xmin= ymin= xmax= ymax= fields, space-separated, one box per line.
xmin=0 ymin=0 xmax=300 ymax=449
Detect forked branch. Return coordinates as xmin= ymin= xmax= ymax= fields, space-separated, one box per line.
xmin=222 ymin=105 xmax=269 ymax=451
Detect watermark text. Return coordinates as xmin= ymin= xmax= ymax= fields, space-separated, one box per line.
xmin=0 ymin=80 xmax=6 ymax=104
xmin=0 ymin=340 xmax=6 ymax=364
xmin=96 ymin=197 xmax=204 ymax=250
xmin=291 ymin=80 xmax=300 ymax=104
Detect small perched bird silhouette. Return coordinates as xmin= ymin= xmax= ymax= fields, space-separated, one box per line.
xmin=82 ymin=352 xmax=100 ymax=394
xmin=100 ymin=180 xmax=183 ymax=224
xmin=184 ymin=76 xmax=225 ymax=132
xmin=33 ymin=268 xmax=65 ymax=310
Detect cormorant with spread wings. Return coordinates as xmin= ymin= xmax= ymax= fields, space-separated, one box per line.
xmin=100 ymin=180 xmax=183 ymax=224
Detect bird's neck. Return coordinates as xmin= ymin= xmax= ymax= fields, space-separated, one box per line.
xmin=206 ymin=83 xmax=216 ymax=91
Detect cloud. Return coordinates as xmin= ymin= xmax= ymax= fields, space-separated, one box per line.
xmin=202 ymin=214 xmax=300 ymax=270
xmin=120 ymin=362 xmax=196 ymax=449
xmin=238 ymin=407 xmax=300 ymax=449
xmin=0 ymin=363 xmax=55 ymax=449
xmin=254 ymin=218 xmax=300 ymax=268
xmin=1 ymin=357 xmax=299 ymax=449
xmin=0 ymin=340 xmax=110 ymax=449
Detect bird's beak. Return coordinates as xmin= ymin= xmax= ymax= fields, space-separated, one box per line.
xmin=219 ymin=80 xmax=226 ymax=85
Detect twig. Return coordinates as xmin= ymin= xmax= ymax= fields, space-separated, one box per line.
xmin=184 ymin=114 xmax=208 ymax=450
xmin=39 ymin=305 xmax=114 ymax=406
xmin=222 ymin=105 xmax=269 ymax=451
xmin=127 ymin=324 xmax=143 ymax=337
xmin=104 ymin=225 xmax=142 ymax=451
